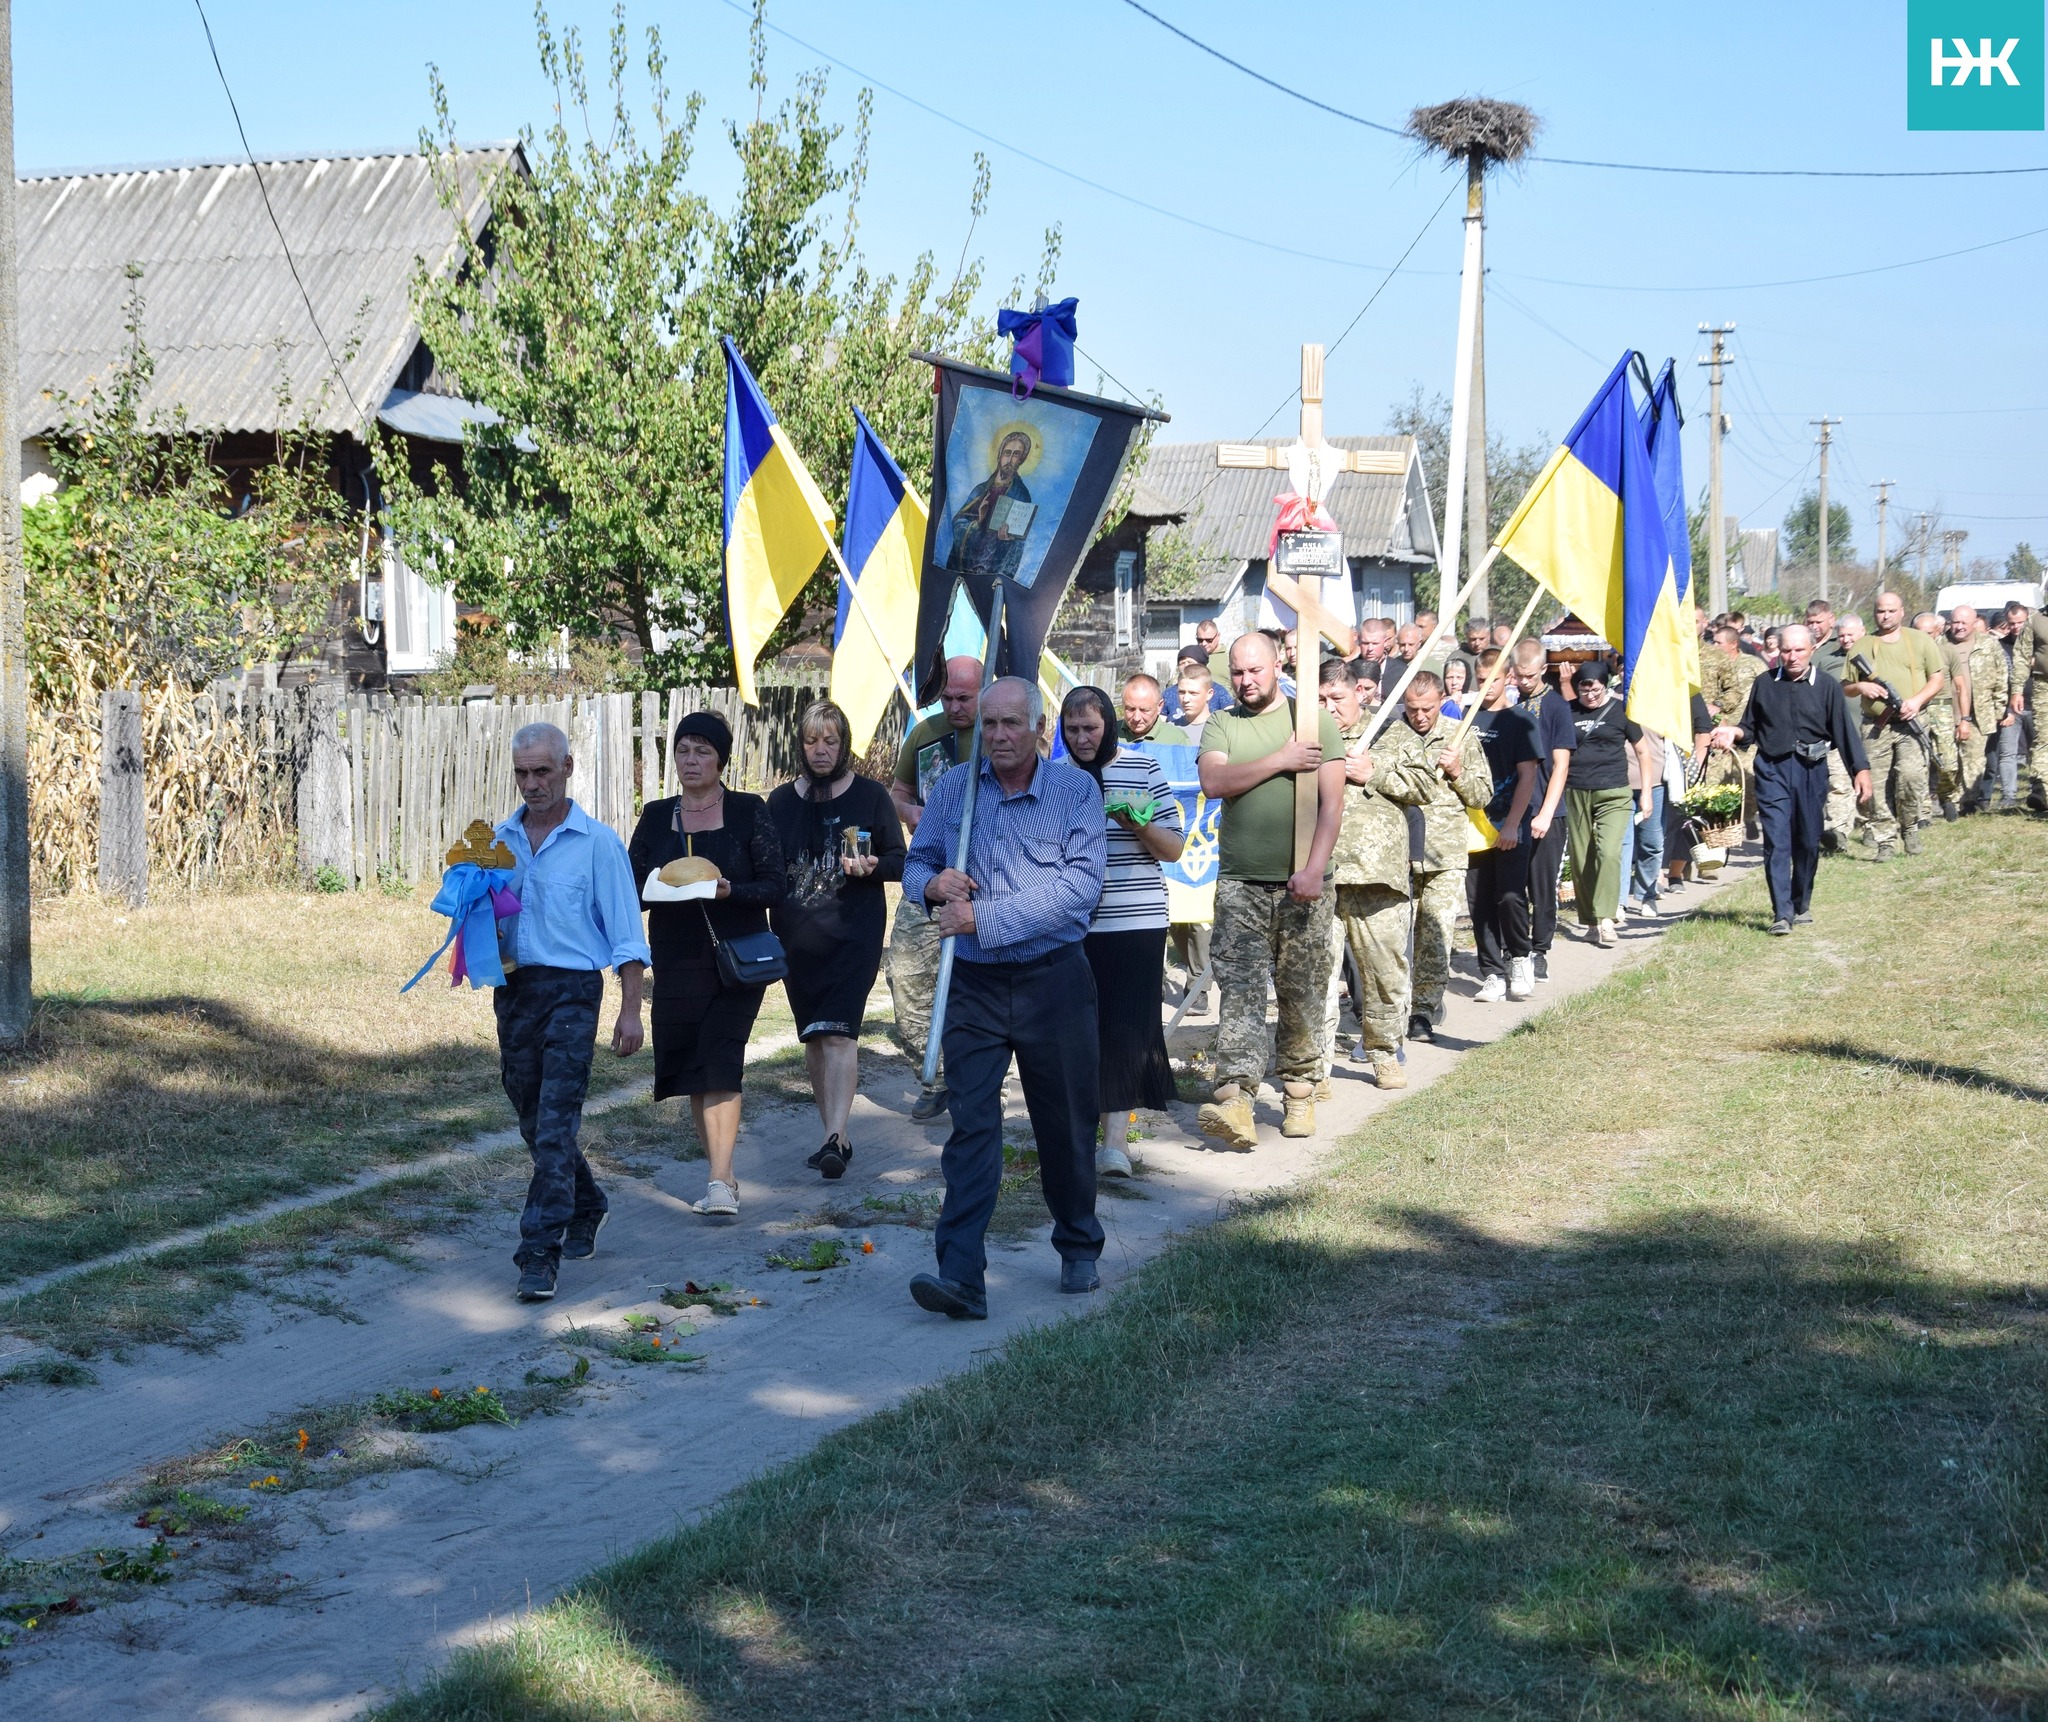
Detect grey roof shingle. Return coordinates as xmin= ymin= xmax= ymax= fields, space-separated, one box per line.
xmin=1133 ymin=435 xmax=1440 ymax=568
xmin=16 ymin=145 xmax=520 ymax=438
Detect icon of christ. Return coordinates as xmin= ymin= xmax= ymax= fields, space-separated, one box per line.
xmin=946 ymin=428 xmax=1036 ymax=581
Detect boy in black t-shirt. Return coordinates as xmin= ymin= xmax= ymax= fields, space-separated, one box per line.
xmin=1465 ymin=650 xmax=1542 ymax=1000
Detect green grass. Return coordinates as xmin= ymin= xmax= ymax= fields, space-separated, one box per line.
xmin=379 ymin=817 xmax=2048 ymax=1721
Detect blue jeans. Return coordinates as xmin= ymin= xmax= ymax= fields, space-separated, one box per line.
xmin=1624 ymin=785 xmax=1666 ymax=905
xmin=494 ymin=965 xmax=607 ymax=1264
xmin=935 ymin=945 xmax=1104 ymax=1292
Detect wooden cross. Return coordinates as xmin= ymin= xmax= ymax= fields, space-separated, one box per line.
xmin=1216 ymin=343 xmax=1404 ymax=870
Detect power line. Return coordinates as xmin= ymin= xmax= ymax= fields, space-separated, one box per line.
xmin=190 ymin=0 xmax=365 ymax=426
xmin=1117 ymin=0 xmax=2048 ymax=181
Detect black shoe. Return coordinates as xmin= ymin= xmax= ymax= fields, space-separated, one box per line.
xmin=805 ymin=1134 xmax=851 ymax=1179
xmin=515 ymin=1255 xmax=559 ymax=1301
xmin=909 ymin=1274 xmax=986 ymax=1320
xmin=1768 ymin=918 xmax=1792 ymax=936
xmin=910 ymin=1086 xmax=951 ymax=1123
xmin=1793 ymin=911 xmax=1814 ymax=925
xmin=1820 ymin=831 xmax=1843 ymax=855
xmin=560 ymin=1211 xmax=607 ymax=1261
xmin=1060 ymin=1257 xmax=1101 ymax=1294
xmin=1407 ymin=1012 xmax=1434 ymax=1043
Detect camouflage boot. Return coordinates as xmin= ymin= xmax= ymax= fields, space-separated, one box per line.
xmin=1370 ymin=1052 xmax=1407 ymax=1090
xmin=1198 ymin=1083 xmax=1258 ymax=1152
xmin=1281 ymin=1080 xmax=1316 ymax=1139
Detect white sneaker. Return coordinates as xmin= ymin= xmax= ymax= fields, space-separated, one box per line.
xmin=1595 ymin=919 xmax=1618 ymax=948
xmin=1614 ymin=900 xmax=1629 ymax=923
xmin=1096 ymin=1143 xmax=1134 ymax=1179
xmin=692 ymin=1179 xmax=739 ymax=1216
xmin=1474 ymin=973 xmax=1507 ymax=1003
xmin=1506 ymin=957 xmax=1534 ymax=1001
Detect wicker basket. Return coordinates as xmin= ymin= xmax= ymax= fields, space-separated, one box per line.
xmin=1696 ymin=820 xmax=1742 ymax=850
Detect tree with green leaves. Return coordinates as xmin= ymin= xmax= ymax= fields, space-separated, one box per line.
xmin=383 ymin=1 xmax=1042 ymax=689
xmin=25 ymin=269 xmax=349 ymax=705
xmin=2007 ymin=542 xmax=2042 ymax=584
xmin=1782 ymin=489 xmax=1854 ymax=570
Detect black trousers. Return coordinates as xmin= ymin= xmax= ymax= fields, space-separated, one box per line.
xmin=934 ymin=945 xmax=1104 ymax=1292
xmin=1754 ymin=751 xmax=1827 ymax=921
xmin=494 ymin=964 xmax=607 ymax=1264
xmin=1526 ymin=816 xmax=1568 ymax=954
xmin=1466 ymin=833 xmax=1533 ymax=978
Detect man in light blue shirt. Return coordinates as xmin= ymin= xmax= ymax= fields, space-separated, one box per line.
xmin=492 ymin=722 xmax=650 ymax=1302
xmin=900 ymin=677 xmax=1106 ymax=1319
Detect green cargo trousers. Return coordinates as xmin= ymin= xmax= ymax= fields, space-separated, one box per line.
xmin=1565 ymin=786 xmax=1634 ymax=926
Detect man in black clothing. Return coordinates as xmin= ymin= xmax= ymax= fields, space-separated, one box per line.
xmin=1508 ymin=640 xmax=1577 ymax=980
xmin=1708 ymin=624 xmax=1871 ymax=936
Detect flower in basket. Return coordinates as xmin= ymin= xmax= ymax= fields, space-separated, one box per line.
xmin=1682 ymin=783 xmax=1744 ymax=822
xmin=401 ymin=821 xmax=521 ymax=992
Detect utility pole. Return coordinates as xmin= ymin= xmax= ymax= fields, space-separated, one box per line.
xmin=1697 ymin=322 xmax=1735 ymax=615
xmin=1810 ymin=417 xmax=1839 ymax=604
xmin=0 ymin=0 xmax=30 ymax=1049
xmin=1871 ymin=480 xmax=1893 ymax=583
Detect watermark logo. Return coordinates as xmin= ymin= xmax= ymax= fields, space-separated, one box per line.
xmin=1908 ymin=1 xmax=2044 ymax=128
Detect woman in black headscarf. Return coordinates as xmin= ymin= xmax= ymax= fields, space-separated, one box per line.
xmin=1057 ymin=686 xmax=1184 ymax=1179
xmin=628 ymin=710 xmax=784 ymax=1217
xmin=766 ymin=699 xmax=906 ymax=1181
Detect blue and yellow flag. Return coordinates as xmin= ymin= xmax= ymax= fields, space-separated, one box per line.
xmin=831 ymin=411 xmax=928 ymax=753
xmin=1495 ymin=354 xmax=1693 ymax=741
xmin=723 ymin=337 xmax=836 ymax=705
xmin=1640 ymin=360 xmax=1701 ymax=704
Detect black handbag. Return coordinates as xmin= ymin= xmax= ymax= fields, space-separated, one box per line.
xmin=700 ymin=905 xmax=787 ymax=989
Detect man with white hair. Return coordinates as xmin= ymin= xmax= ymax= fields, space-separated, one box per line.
xmin=1709 ymin=626 xmax=1869 ymax=935
xmin=899 ymin=676 xmax=1108 ymax=1319
xmin=494 ymin=722 xmax=649 ymax=1302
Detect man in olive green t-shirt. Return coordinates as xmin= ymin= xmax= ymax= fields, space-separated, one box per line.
xmin=1194 ymin=632 xmax=1346 ymax=1148
xmin=1843 ymin=592 xmax=1945 ymax=856
xmin=887 ymin=655 xmax=982 ymax=1119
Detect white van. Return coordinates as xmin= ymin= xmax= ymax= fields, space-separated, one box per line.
xmin=1936 ymin=580 xmax=2045 ymax=615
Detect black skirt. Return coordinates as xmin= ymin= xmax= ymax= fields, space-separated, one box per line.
xmin=1084 ymin=926 xmax=1176 ymax=1113
xmin=651 ymin=958 xmax=763 ymax=1099
xmin=782 ymin=939 xmax=882 ymax=1043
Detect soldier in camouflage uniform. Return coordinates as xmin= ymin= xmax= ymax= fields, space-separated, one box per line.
xmin=1915 ymin=612 xmax=1965 ymax=818
xmin=1313 ymin=659 xmax=1418 ymax=1092
xmin=1375 ymin=672 xmax=1492 ymax=1041
xmin=2009 ymin=602 xmax=2048 ymax=811
xmin=1698 ymin=623 xmax=1763 ymax=828
xmin=1950 ymin=606 xmax=2008 ymax=811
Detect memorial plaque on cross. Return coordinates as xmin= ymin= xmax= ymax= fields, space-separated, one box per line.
xmin=1216 ymin=344 xmax=1404 ymax=870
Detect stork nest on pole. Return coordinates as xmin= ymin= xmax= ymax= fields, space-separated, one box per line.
xmin=1406 ymin=97 xmax=1541 ymax=167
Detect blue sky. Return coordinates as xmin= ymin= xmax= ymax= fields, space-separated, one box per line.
xmin=19 ymin=0 xmax=2048 ymax=569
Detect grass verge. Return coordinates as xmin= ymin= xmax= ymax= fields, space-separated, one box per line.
xmin=380 ymin=818 xmax=2048 ymax=1720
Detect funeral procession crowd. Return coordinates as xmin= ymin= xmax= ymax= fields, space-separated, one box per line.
xmin=475 ymin=592 xmax=2045 ymax=1315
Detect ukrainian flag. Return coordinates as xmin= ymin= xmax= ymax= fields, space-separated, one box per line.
xmin=831 ymin=411 xmax=928 ymax=754
xmin=723 ymin=336 xmax=836 ymax=705
xmin=1641 ymin=360 xmax=1702 ymax=705
xmin=1495 ymin=354 xmax=1693 ymax=741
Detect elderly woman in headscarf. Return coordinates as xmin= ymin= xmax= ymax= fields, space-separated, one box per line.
xmin=627 ymin=710 xmax=785 ymax=1217
xmin=1057 ymin=685 xmax=1185 ymax=1178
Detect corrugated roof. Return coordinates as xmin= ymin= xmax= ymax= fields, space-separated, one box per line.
xmin=1133 ymin=436 xmax=1440 ymax=567
xmin=17 ymin=145 xmax=520 ymax=438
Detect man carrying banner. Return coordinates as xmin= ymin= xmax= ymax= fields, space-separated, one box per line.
xmin=888 ymin=655 xmax=983 ymax=1120
xmin=1377 ymin=673 xmax=1492 ymax=1041
xmin=1197 ymin=632 xmax=1346 ymax=1147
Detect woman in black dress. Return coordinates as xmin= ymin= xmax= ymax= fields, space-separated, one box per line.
xmin=766 ymin=700 xmax=906 ymax=1180
xmin=627 ymin=711 xmax=784 ymax=1217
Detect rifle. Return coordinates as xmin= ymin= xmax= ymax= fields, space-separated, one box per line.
xmin=1849 ymin=652 xmax=1933 ymax=765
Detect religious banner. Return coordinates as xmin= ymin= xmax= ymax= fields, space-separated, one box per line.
xmin=1124 ymin=739 xmax=1221 ymax=927
xmin=911 ymin=356 xmax=1159 ymax=702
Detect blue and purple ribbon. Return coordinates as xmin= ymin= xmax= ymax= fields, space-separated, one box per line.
xmin=997 ymin=297 xmax=1078 ymax=398
xmin=401 ymin=863 xmax=521 ymax=992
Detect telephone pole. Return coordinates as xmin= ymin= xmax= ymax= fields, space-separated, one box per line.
xmin=0 ymin=0 xmax=30 ymax=1049
xmin=1810 ymin=417 xmax=1839 ymax=604
xmin=1697 ymin=323 xmax=1735 ymax=615
xmin=1871 ymin=479 xmax=1893 ymax=582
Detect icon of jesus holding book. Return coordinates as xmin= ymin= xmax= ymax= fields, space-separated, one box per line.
xmin=947 ymin=428 xmax=1037 ymax=581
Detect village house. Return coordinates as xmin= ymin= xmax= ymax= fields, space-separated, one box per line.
xmin=16 ymin=143 xmax=521 ymax=685
xmin=1050 ymin=434 xmax=1441 ymax=681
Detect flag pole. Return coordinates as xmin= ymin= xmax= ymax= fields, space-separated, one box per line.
xmin=1362 ymin=543 xmax=1505 ymax=746
xmin=824 ymin=537 xmax=923 ymax=717
xmin=1442 ymin=582 xmax=1547 ymax=757
xmin=921 ymin=581 xmax=1005 ymax=1090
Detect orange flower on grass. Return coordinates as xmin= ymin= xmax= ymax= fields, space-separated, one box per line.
xmin=296 ymin=1429 xmax=309 ymax=1453
xmin=428 ymin=1387 xmax=442 ymax=1400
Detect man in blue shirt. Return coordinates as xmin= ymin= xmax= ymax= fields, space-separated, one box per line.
xmin=900 ymin=677 xmax=1107 ymax=1318
xmin=493 ymin=723 xmax=651 ymax=1302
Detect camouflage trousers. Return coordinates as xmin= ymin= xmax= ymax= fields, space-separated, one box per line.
xmin=1212 ymin=876 xmax=1334 ymax=1096
xmin=1926 ymin=703 xmax=1961 ymax=806
xmin=494 ymin=965 xmax=606 ymax=1265
xmin=1825 ymin=749 xmax=1861 ymax=841
xmin=1959 ymin=718 xmax=1991 ymax=809
xmin=1321 ymin=883 xmax=1411 ymax=1071
xmin=886 ymin=896 xmax=946 ymax=1087
xmin=1862 ymin=721 xmax=1929 ymax=846
xmin=2027 ymin=689 xmax=2048 ymax=807
xmin=1410 ymin=866 xmax=1465 ymax=1017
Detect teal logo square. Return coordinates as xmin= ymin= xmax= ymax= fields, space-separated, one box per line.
xmin=1908 ymin=1 xmax=2044 ymax=129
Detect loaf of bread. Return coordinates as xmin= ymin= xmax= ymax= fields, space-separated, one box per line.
xmin=659 ymin=855 xmax=721 ymax=888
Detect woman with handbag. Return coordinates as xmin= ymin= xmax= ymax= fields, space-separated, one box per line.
xmin=628 ymin=711 xmax=785 ymax=1216
xmin=766 ymin=699 xmax=906 ymax=1181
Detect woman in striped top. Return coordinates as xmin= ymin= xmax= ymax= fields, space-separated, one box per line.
xmin=1058 ymin=687 xmax=1185 ymax=1178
